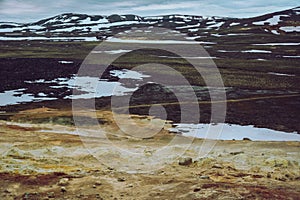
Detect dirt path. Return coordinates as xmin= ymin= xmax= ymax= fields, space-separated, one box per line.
xmin=113 ymin=93 xmax=300 ymax=110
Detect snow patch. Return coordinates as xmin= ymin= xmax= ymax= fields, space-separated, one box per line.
xmin=58 ymin=61 xmax=74 ymax=64
xmin=188 ymin=28 xmax=199 ymax=32
xmin=110 ymin=69 xmax=150 ymax=80
xmin=176 ymin=23 xmax=200 ymax=29
xmin=241 ymin=50 xmax=272 ymax=53
xmin=185 ymin=36 xmax=199 ymax=40
xmin=253 ymin=43 xmax=300 ymax=46
xmin=106 ymin=37 xmax=212 ymax=44
xmin=230 ymin=22 xmax=240 ymax=26
xmin=271 ymin=30 xmax=280 ymax=35
xmin=207 ymin=22 xmax=224 ymax=29
xmin=268 ymin=72 xmax=295 ymax=77
xmin=282 ymin=55 xmax=300 ymax=58
xmin=217 ymin=50 xmax=238 ymax=53
xmin=279 ymin=26 xmax=300 ymax=32
xmin=253 ymin=15 xmax=288 ymax=26
xmin=0 ymin=36 xmax=98 ymax=41
xmin=91 ymin=49 xmax=132 ymax=54
xmin=157 ymin=56 xmax=217 ymax=59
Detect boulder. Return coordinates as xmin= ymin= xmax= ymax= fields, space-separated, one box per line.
xmin=179 ymin=157 xmax=193 ymax=166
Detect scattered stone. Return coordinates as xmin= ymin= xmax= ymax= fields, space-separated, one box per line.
xmin=276 ymin=177 xmax=287 ymax=182
xmin=93 ymin=185 xmax=97 ymax=188
xmin=127 ymin=184 xmax=134 ymax=188
xmin=95 ymin=180 xmax=102 ymax=186
xmin=4 ymin=189 xmax=12 ymax=193
xmin=23 ymin=193 xmax=29 ymax=199
xmin=199 ymin=175 xmax=210 ymax=179
xmin=61 ymin=187 xmax=67 ymax=193
xmin=22 ymin=192 xmax=39 ymax=199
xmin=212 ymin=164 xmax=223 ymax=169
xmin=117 ymin=177 xmax=126 ymax=182
xmin=193 ymin=188 xmax=201 ymax=192
xmin=58 ymin=178 xmax=69 ymax=186
xmin=250 ymin=166 xmax=261 ymax=173
xmin=179 ymin=157 xmax=193 ymax=166
xmin=230 ymin=151 xmax=244 ymax=155
xmin=144 ymin=150 xmax=152 ymax=156
xmin=47 ymin=192 xmax=55 ymax=198
xmin=252 ymin=174 xmax=264 ymax=178
xmin=285 ymin=173 xmax=291 ymax=179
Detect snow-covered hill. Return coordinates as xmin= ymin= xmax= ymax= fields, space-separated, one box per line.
xmin=0 ymin=7 xmax=299 ymax=41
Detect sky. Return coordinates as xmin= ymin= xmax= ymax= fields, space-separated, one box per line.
xmin=0 ymin=0 xmax=299 ymax=22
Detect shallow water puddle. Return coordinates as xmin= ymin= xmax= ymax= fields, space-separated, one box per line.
xmin=0 ymin=88 xmax=57 ymax=106
xmin=169 ymin=123 xmax=300 ymax=141
xmin=0 ymin=69 xmax=149 ymax=106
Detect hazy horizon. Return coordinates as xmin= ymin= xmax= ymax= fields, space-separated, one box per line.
xmin=0 ymin=0 xmax=299 ymax=23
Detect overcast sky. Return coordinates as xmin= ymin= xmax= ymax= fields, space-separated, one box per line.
xmin=0 ymin=0 xmax=299 ymax=22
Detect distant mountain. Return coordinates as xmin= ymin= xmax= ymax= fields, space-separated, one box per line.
xmin=0 ymin=7 xmax=299 ymax=41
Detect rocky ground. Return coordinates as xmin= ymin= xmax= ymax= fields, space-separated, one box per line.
xmin=0 ymin=108 xmax=299 ymax=199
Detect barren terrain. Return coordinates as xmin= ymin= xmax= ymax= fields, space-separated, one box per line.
xmin=0 ymin=108 xmax=299 ymax=199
